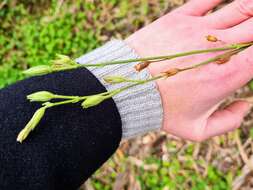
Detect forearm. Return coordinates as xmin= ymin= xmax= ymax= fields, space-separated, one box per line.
xmin=0 ymin=68 xmax=121 ymax=190
xmin=0 ymin=40 xmax=163 ymax=189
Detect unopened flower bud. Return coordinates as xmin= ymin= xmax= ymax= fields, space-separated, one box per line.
xmin=216 ymin=57 xmax=230 ymax=65
xmin=163 ymin=68 xmax=180 ymax=77
xmin=52 ymin=54 xmax=77 ymax=67
xmin=81 ymin=95 xmax=107 ymax=109
xmin=134 ymin=61 xmax=150 ymax=72
xmin=23 ymin=65 xmax=52 ymax=76
xmin=216 ymin=50 xmax=236 ymax=65
xmin=206 ymin=35 xmax=218 ymax=42
xmin=27 ymin=91 xmax=55 ymax=102
xmin=17 ymin=107 xmax=46 ymax=143
xmin=104 ymin=76 xmax=128 ymax=84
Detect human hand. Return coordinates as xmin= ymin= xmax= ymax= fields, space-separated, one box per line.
xmin=126 ymin=0 xmax=253 ymax=141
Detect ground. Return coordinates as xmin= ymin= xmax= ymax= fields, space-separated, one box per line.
xmin=1 ymin=0 xmax=253 ymax=189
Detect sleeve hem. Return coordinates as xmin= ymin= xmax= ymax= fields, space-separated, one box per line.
xmin=76 ymin=39 xmax=163 ymax=139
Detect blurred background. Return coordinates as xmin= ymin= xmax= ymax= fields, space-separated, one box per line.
xmin=1 ymin=0 xmax=253 ymax=189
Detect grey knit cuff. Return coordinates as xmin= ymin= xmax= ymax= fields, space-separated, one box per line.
xmin=76 ymin=39 xmax=163 ymax=139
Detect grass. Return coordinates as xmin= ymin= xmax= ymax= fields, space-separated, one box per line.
xmin=0 ymin=0 xmax=169 ymax=87
xmin=88 ymin=136 xmax=235 ymax=190
xmin=0 ymin=0 xmax=101 ymax=87
xmin=1 ymin=0 xmax=252 ymax=190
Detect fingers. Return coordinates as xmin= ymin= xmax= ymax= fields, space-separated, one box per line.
xmin=206 ymin=0 xmax=253 ymax=29
xmin=219 ymin=17 xmax=253 ymax=43
xmin=205 ymin=100 xmax=250 ymax=139
xmin=173 ymin=0 xmax=222 ymax=16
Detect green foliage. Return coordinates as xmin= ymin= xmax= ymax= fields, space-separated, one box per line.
xmin=0 ymin=0 xmax=166 ymax=88
xmin=0 ymin=0 xmax=101 ymax=88
xmin=138 ymin=159 xmax=231 ymax=190
xmin=91 ymin=155 xmax=232 ymax=190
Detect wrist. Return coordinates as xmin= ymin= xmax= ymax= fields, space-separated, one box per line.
xmin=76 ymin=39 xmax=163 ymax=138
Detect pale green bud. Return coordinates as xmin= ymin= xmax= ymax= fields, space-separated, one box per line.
xmin=27 ymin=91 xmax=55 ymax=102
xmin=23 ymin=65 xmax=52 ymax=76
xmin=17 ymin=107 xmax=46 ymax=143
xmin=81 ymin=95 xmax=107 ymax=109
xmin=52 ymin=54 xmax=78 ymax=67
xmin=103 ymin=76 xmax=128 ymax=84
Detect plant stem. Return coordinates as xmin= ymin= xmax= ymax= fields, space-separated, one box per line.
xmin=109 ymin=75 xmax=164 ymax=96
xmin=54 ymin=95 xmax=82 ymax=99
xmin=80 ymin=43 xmax=252 ymax=67
xmin=45 ymin=99 xmax=80 ymax=108
xmin=181 ymin=48 xmax=244 ymax=71
xmin=43 ymin=90 xmax=115 ymax=108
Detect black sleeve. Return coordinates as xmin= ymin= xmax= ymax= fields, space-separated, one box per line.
xmin=0 ymin=68 xmax=122 ymax=190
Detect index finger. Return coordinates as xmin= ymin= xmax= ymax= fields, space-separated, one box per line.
xmin=173 ymin=0 xmax=222 ymax=16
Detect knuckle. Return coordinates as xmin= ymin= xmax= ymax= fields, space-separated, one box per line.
xmin=237 ymin=0 xmax=253 ymax=17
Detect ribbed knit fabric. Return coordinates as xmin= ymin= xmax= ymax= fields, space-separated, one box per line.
xmin=76 ymin=39 xmax=163 ymax=138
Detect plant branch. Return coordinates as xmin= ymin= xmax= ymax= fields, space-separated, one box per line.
xmin=23 ymin=42 xmax=253 ymax=77
xmin=80 ymin=43 xmax=250 ymax=67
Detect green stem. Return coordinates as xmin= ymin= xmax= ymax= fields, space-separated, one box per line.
xmin=45 ymin=98 xmax=81 ymax=108
xmin=54 ymin=95 xmax=82 ymax=99
xmin=110 ymin=75 xmax=164 ymax=96
xmin=182 ymin=48 xmax=244 ymax=71
xmin=80 ymin=43 xmax=252 ymax=67
xmin=44 ymin=91 xmax=113 ymax=108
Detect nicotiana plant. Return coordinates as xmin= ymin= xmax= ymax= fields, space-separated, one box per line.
xmin=17 ymin=37 xmax=253 ymax=143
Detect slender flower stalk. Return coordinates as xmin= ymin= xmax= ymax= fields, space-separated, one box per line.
xmin=103 ymin=76 xmax=149 ymax=84
xmin=80 ymin=42 xmax=251 ymax=67
xmin=22 ymin=42 xmax=253 ymax=77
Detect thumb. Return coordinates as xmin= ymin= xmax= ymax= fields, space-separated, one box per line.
xmin=205 ymin=100 xmax=251 ymax=139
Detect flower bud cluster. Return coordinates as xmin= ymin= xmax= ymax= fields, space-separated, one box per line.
xmin=23 ymin=54 xmax=79 ymax=76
